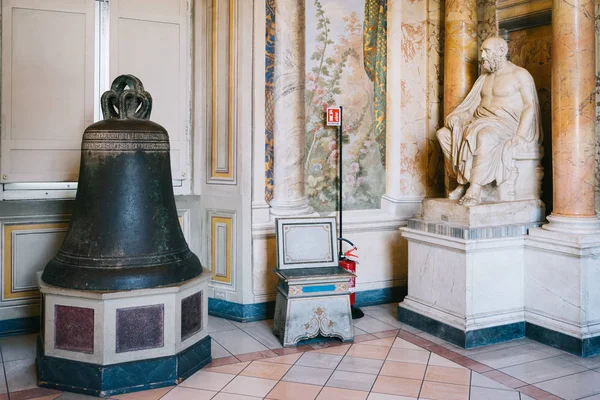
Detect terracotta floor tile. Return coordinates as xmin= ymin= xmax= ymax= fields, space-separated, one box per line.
xmin=316 ymin=387 xmax=368 ymax=400
xmin=204 ymin=356 xmax=243 ymax=368
xmin=236 ymin=349 xmax=279 ymax=362
xmin=262 ymin=352 xmax=303 ymax=365
xmin=312 ymin=343 xmax=352 ymax=356
xmin=274 ymin=346 xmax=313 ymax=356
xmin=392 ymin=338 xmax=426 ymax=351
xmin=309 ymin=341 xmax=345 ymax=350
xmin=204 ymin=361 xmax=251 ymax=375
xmin=517 ymin=385 xmax=563 ymax=400
xmin=379 ymin=360 xmax=426 ymax=380
xmin=419 ymin=381 xmax=469 ymax=400
xmin=427 ymin=354 xmax=466 ymax=369
xmin=360 ymin=337 xmax=395 ymax=348
xmin=20 ymin=396 xmax=60 ymax=400
xmin=366 ymin=394 xmax=418 ymax=400
xmin=371 ymin=376 xmax=422 ymax=397
xmin=424 ymin=365 xmax=470 ymax=385
xmin=427 ymin=345 xmax=463 ymax=360
xmin=282 ymin=365 xmax=334 ymax=386
xmin=222 ymin=375 xmax=279 ymax=398
xmin=386 ymin=348 xmax=430 ymax=364
xmin=355 ymin=334 xmax=379 ymax=343
xmin=337 ymin=356 xmax=384 ymax=375
xmin=482 ymin=370 xmax=528 ymax=389
xmin=9 ymin=388 xmax=62 ymax=400
xmin=346 ymin=344 xmax=390 ymax=360
xmin=212 ymin=393 xmax=263 ymax=400
xmin=180 ymin=370 xmax=236 ymax=391
xmin=161 ymin=387 xmax=216 ymax=400
xmin=296 ymin=351 xmax=343 ymax=369
xmin=112 ymin=387 xmax=173 ymax=400
xmin=396 ymin=331 xmax=433 ymax=347
xmin=373 ymin=330 xmax=400 ymax=339
xmin=240 ymin=360 xmax=291 ymax=380
xmin=265 ymin=381 xmax=322 ymax=400
xmin=452 ymin=356 xmax=493 ymax=373
xmin=326 ymin=370 xmax=378 ymax=392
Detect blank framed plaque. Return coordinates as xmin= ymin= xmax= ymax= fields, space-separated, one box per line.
xmin=275 ymin=217 xmax=338 ymax=269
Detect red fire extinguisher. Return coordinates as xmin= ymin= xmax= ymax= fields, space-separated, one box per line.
xmin=338 ymin=238 xmax=364 ymax=319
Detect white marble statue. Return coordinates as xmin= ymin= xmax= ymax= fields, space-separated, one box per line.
xmin=437 ymin=37 xmax=543 ymax=206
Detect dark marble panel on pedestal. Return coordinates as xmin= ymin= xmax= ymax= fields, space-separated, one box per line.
xmin=181 ymin=291 xmax=202 ymax=341
xmin=116 ymin=304 xmax=164 ymax=353
xmin=54 ymin=305 xmax=94 ymax=354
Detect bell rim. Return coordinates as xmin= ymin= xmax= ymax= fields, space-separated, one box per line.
xmin=41 ymin=253 xmax=204 ymax=291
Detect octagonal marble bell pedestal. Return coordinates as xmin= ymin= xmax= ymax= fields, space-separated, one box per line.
xmin=36 ymin=272 xmax=211 ymax=397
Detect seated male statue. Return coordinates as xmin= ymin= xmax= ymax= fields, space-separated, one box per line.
xmin=436 ymin=36 xmax=543 ymax=206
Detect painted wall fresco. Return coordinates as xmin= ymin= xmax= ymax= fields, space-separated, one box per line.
xmin=509 ymin=25 xmax=553 ymax=212
xmin=305 ymin=0 xmax=386 ymax=212
xmin=265 ymin=0 xmax=276 ymax=203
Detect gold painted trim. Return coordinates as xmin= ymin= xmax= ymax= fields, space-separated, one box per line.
xmin=3 ymin=223 xmax=69 ymax=300
xmin=210 ymin=216 xmax=232 ymax=283
xmin=210 ymin=0 xmax=235 ymax=180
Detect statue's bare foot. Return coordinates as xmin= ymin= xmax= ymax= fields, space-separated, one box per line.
xmin=459 ymin=197 xmax=480 ymax=206
xmin=458 ymin=184 xmax=482 ymax=207
xmin=448 ymin=185 xmax=466 ymax=200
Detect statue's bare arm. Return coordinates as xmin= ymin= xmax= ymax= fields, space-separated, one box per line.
xmin=513 ymin=70 xmax=536 ymax=145
xmin=446 ymin=92 xmax=481 ymax=129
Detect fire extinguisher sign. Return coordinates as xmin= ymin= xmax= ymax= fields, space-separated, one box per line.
xmin=326 ymin=107 xmax=341 ymax=126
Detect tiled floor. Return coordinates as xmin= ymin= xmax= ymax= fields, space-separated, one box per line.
xmin=3 ymin=304 xmax=600 ymax=399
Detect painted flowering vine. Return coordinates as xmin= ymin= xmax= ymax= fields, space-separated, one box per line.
xmin=305 ymin=0 xmax=385 ymax=212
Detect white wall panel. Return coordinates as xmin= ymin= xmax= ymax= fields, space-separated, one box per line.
xmin=1 ymin=0 xmax=95 ymax=182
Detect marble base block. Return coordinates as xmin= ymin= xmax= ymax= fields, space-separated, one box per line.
xmin=422 ymin=198 xmax=545 ymax=228
xmin=399 ymin=226 xmax=526 ymax=348
xmin=524 ymin=227 xmax=600 ymax=356
xmin=36 ymin=272 xmax=211 ymax=396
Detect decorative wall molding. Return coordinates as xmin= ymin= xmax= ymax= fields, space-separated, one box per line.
xmin=207 ymin=0 xmax=237 ymax=184
xmin=207 ymin=209 xmax=236 ymax=288
xmin=2 ymin=222 xmax=69 ymax=301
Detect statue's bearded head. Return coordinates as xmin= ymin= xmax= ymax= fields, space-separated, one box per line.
xmin=481 ymin=37 xmax=508 ymax=73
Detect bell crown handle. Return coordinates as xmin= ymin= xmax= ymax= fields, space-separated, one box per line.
xmin=101 ymin=74 xmax=153 ymax=120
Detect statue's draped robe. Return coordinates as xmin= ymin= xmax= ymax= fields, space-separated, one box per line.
xmin=448 ymin=73 xmax=543 ymax=186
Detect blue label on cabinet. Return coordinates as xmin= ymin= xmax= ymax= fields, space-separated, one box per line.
xmin=302 ymin=285 xmax=336 ymax=293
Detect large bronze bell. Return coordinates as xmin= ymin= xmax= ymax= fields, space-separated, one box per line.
xmin=42 ymin=75 xmax=203 ymax=290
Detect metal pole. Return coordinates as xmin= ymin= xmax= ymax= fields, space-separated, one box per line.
xmin=338 ymin=106 xmax=343 ymax=259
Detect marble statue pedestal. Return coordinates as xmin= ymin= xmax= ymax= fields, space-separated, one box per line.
xmin=398 ymin=199 xmax=545 ymax=348
xmin=36 ymin=272 xmax=211 ymax=397
xmin=525 ymin=220 xmax=600 ymax=357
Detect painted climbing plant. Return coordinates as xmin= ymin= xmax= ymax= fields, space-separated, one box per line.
xmin=305 ymin=0 xmax=385 ymax=212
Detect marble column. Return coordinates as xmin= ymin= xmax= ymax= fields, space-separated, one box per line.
xmin=381 ymin=0 xmax=428 ymax=217
xmin=443 ymin=0 xmax=478 ymax=192
xmin=545 ymin=0 xmax=599 ymax=232
xmin=444 ymin=0 xmax=478 ymax=116
xmin=269 ymin=0 xmax=312 ymax=216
